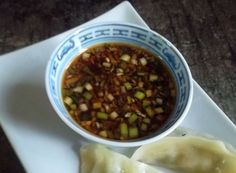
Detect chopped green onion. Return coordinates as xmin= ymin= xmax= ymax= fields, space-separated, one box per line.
xmin=128 ymin=113 xmax=138 ymax=124
xmin=99 ymin=130 xmax=108 ymax=138
xmin=64 ymin=96 xmax=73 ymax=105
xmin=134 ymin=91 xmax=145 ymax=100
xmin=138 ymin=81 xmax=144 ymax=88
xmin=142 ymin=99 xmax=151 ymax=107
xmin=131 ymin=57 xmax=138 ymax=65
xmin=129 ymin=127 xmax=139 ymax=138
xmin=156 ymin=98 xmax=163 ymax=105
xmin=143 ymin=118 xmax=151 ymax=124
xmin=83 ymin=91 xmax=93 ymax=100
xmin=120 ymin=123 xmax=128 ymax=137
xmin=92 ymin=102 xmax=102 ymax=109
xmin=140 ymin=57 xmax=147 ymax=65
xmin=141 ymin=123 xmax=148 ymax=131
xmin=107 ymin=93 xmax=114 ymax=101
xmin=124 ymin=82 xmax=132 ymax=90
xmin=84 ymin=82 xmax=93 ymax=91
xmin=146 ymin=107 xmax=155 ymax=117
xmin=155 ymin=107 xmax=164 ymax=113
xmin=102 ymin=62 xmax=111 ymax=67
xmin=109 ymin=111 xmax=119 ymax=119
xmin=82 ymin=52 xmax=90 ymax=60
xmin=127 ymin=96 xmax=132 ymax=104
xmin=149 ymin=74 xmax=158 ymax=81
xmin=103 ymin=104 xmax=110 ymax=112
xmin=120 ymin=54 xmax=131 ymax=62
xmin=70 ymin=104 xmax=77 ymax=110
xmin=79 ymin=103 xmax=88 ymax=112
xmin=97 ymin=112 xmax=108 ymax=119
xmin=73 ymin=86 xmax=83 ymax=93
xmin=121 ymin=86 xmax=126 ymax=93
xmin=124 ymin=112 xmax=132 ymax=118
xmin=116 ymin=68 xmax=124 ymax=75
xmin=137 ymin=72 xmax=145 ymax=76
xmin=146 ymin=90 xmax=152 ymax=97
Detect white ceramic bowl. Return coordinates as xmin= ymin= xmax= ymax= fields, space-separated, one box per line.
xmin=45 ymin=22 xmax=193 ymax=147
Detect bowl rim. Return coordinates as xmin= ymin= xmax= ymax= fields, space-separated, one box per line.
xmin=45 ymin=22 xmax=193 ymax=147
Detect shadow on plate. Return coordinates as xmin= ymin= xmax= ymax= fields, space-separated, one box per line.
xmin=4 ymin=82 xmax=89 ymax=144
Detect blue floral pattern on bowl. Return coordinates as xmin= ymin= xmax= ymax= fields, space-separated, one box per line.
xmin=46 ymin=23 xmax=193 ymax=142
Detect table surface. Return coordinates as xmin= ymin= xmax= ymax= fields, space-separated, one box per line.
xmin=0 ymin=0 xmax=235 ymax=172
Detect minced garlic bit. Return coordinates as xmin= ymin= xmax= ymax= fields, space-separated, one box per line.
xmin=140 ymin=57 xmax=147 ymax=65
xmin=64 ymin=96 xmax=73 ymax=105
xmin=79 ymin=103 xmax=88 ymax=112
xmin=82 ymin=52 xmax=90 ymax=60
xmin=107 ymin=93 xmax=114 ymax=101
xmin=120 ymin=54 xmax=131 ymax=62
xmin=73 ymin=86 xmax=83 ymax=93
xmin=110 ymin=111 xmax=119 ymax=119
xmin=84 ymin=82 xmax=93 ymax=91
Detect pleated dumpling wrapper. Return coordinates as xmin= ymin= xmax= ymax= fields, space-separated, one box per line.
xmin=131 ymin=136 xmax=236 ymax=173
xmin=80 ymin=144 xmax=163 ymax=173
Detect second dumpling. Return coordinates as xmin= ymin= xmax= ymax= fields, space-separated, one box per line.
xmin=131 ymin=136 xmax=236 ymax=173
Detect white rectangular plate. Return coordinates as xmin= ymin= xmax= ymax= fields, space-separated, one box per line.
xmin=0 ymin=1 xmax=235 ymax=173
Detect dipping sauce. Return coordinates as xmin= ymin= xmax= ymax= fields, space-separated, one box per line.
xmin=62 ymin=43 xmax=176 ymax=140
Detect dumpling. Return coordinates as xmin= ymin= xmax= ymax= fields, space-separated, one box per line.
xmin=131 ymin=136 xmax=236 ymax=173
xmin=80 ymin=144 xmax=163 ymax=173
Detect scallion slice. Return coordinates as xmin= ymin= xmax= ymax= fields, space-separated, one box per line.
xmin=92 ymin=102 xmax=102 ymax=109
xmin=141 ymin=123 xmax=148 ymax=131
xmin=99 ymin=130 xmax=108 ymax=138
xmin=140 ymin=57 xmax=147 ymax=66
xmin=155 ymin=107 xmax=164 ymax=113
xmin=64 ymin=96 xmax=73 ymax=105
xmin=83 ymin=91 xmax=93 ymax=100
xmin=129 ymin=127 xmax=138 ymax=138
xmin=142 ymin=99 xmax=151 ymax=107
xmin=134 ymin=91 xmax=145 ymax=100
xmin=120 ymin=54 xmax=131 ymax=62
xmin=97 ymin=112 xmax=108 ymax=120
xmin=128 ymin=113 xmax=138 ymax=124
xmin=79 ymin=103 xmax=88 ymax=112
xmin=109 ymin=111 xmax=119 ymax=119
xmin=73 ymin=86 xmax=83 ymax=93
xmin=143 ymin=118 xmax=151 ymax=124
xmin=146 ymin=107 xmax=155 ymax=117
xmin=149 ymin=74 xmax=158 ymax=81
xmin=120 ymin=123 xmax=128 ymax=137
xmin=124 ymin=82 xmax=132 ymax=90
xmin=84 ymin=82 xmax=93 ymax=91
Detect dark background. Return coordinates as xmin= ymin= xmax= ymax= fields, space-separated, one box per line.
xmin=0 ymin=0 xmax=235 ymax=172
